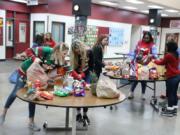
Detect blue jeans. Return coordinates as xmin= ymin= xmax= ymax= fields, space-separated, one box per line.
xmin=166 ymin=75 xmax=180 ymax=107
xmin=4 ymin=72 xmax=36 ymax=118
xmin=130 ymin=81 xmax=147 ymax=94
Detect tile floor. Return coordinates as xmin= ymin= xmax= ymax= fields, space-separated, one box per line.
xmin=0 ymin=60 xmax=180 ymax=135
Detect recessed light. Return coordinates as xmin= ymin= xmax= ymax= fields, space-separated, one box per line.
xmin=165 ymin=9 xmax=179 ymax=13
xmin=161 ymin=13 xmax=168 ymax=17
xmin=148 ymin=5 xmax=164 ymax=9
xmin=126 ymin=0 xmax=144 ymax=4
xmin=99 ymin=1 xmax=118 ymax=6
xmin=123 ymin=6 xmax=137 ymax=10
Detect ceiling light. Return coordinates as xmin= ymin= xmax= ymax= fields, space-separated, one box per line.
xmin=10 ymin=0 xmax=27 ymax=3
xmin=148 ymin=5 xmax=164 ymax=9
xmin=99 ymin=1 xmax=118 ymax=6
xmin=73 ymin=4 xmax=80 ymax=11
xmin=150 ymin=19 xmax=154 ymax=23
xmin=141 ymin=10 xmax=149 ymax=14
xmin=126 ymin=0 xmax=144 ymax=4
xmin=123 ymin=6 xmax=137 ymax=10
xmin=161 ymin=13 xmax=168 ymax=17
xmin=165 ymin=9 xmax=179 ymax=13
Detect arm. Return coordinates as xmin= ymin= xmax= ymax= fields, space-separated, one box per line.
xmin=154 ymin=54 xmax=170 ymax=65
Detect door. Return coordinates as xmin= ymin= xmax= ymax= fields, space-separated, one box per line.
xmin=0 ymin=10 xmax=5 ymax=60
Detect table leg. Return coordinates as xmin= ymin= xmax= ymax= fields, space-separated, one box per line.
xmin=149 ymin=81 xmax=159 ymax=112
xmin=43 ymin=108 xmax=72 ymax=131
xmin=65 ymin=108 xmax=70 ymax=128
xmin=72 ymin=108 xmax=77 ymax=135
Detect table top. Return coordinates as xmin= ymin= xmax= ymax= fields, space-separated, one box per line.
xmin=17 ymin=88 xmax=126 ymax=108
xmin=103 ymin=72 xmax=166 ymax=82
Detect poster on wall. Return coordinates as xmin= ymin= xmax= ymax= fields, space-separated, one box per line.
xmin=84 ymin=25 xmax=98 ymax=46
xmin=109 ymin=27 xmax=124 ymax=46
xmin=19 ymin=23 xmax=26 ymax=43
xmin=165 ymin=33 xmax=179 ymax=45
xmin=0 ymin=17 xmax=3 ymax=46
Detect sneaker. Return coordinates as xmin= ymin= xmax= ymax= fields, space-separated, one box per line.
xmin=128 ymin=92 xmax=134 ymax=99
xmin=0 ymin=115 xmax=5 ymax=125
xmin=83 ymin=115 xmax=90 ymax=125
xmin=76 ymin=113 xmax=83 ymax=122
xmin=28 ymin=123 xmax=41 ymax=131
xmin=141 ymin=94 xmax=146 ymax=100
xmin=161 ymin=107 xmax=177 ymax=117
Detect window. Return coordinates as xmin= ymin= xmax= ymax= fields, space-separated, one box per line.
xmin=33 ymin=21 xmax=45 ymax=41
xmin=19 ymin=22 xmax=26 ymax=43
xmin=52 ymin=22 xmax=65 ymax=43
xmin=6 ymin=20 xmax=14 ymax=46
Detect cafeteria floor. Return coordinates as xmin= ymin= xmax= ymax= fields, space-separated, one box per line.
xmin=0 ymin=60 xmax=180 ymax=135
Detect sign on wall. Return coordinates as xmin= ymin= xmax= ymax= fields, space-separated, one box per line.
xmin=170 ymin=20 xmax=180 ymax=28
xmin=165 ymin=33 xmax=179 ymax=44
xmin=19 ymin=23 xmax=26 ymax=43
xmin=0 ymin=17 xmax=3 ymax=46
xmin=109 ymin=27 xmax=124 ymax=46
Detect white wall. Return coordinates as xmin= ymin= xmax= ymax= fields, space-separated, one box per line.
xmin=31 ymin=13 xmax=132 ymax=59
xmin=0 ymin=9 xmax=6 ymax=60
xmin=160 ymin=28 xmax=180 ymax=54
xmin=87 ymin=19 xmax=132 ymax=58
xmin=130 ymin=25 xmax=141 ymax=51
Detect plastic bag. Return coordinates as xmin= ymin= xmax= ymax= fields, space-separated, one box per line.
xmin=137 ymin=65 xmax=149 ymax=80
xmin=8 ymin=70 xmax=19 ymax=84
xmin=96 ymin=74 xmax=120 ymax=99
xmin=27 ymin=62 xmax=49 ymax=88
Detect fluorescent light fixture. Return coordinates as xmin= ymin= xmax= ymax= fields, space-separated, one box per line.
xmin=10 ymin=0 xmax=27 ymax=3
xmin=123 ymin=6 xmax=137 ymax=10
xmin=99 ymin=1 xmax=118 ymax=6
xmin=126 ymin=0 xmax=144 ymax=4
xmin=161 ymin=13 xmax=168 ymax=17
xmin=148 ymin=5 xmax=164 ymax=9
xmin=165 ymin=9 xmax=179 ymax=13
xmin=141 ymin=10 xmax=149 ymax=14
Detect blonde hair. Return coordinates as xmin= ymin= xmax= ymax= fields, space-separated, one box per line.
xmin=70 ymin=40 xmax=87 ymax=70
xmin=51 ymin=43 xmax=69 ymax=65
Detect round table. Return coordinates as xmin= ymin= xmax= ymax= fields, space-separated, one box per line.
xmin=104 ymin=72 xmax=166 ymax=112
xmin=17 ymin=88 xmax=126 ymax=135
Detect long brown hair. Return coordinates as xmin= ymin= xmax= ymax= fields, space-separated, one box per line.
xmin=94 ymin=34 xmax=108 ymax=47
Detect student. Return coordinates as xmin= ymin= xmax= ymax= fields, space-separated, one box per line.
xmin=32 ymin=34 xmax=44 ymax=48
xmin=0 ymin=43 xmax=69 ymax=131
xmin=44 ymin=32 xmax=56 ymax=48
xmin=128 ymin=32 xmax=157 ymax=100
xmin=70 ymin=40 xmax=94 ymax=126
xmin=92 ymin=35 xmax=108 ymax=78
xmin=153 ymin=41 xmax=180 ymax=117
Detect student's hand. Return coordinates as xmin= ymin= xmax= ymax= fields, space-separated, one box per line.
xmin=34 ymin=58 xmax=42 ymax=63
